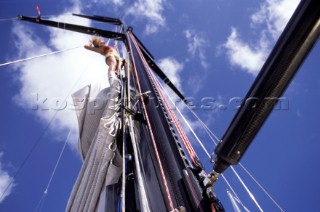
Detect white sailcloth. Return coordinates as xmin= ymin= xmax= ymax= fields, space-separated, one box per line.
xmin=66 ymin=78 xmax=123 ymax=212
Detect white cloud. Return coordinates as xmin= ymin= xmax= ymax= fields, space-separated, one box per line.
xmin=126 ymin=0 xmax=166 ymax=34
xmin=0 ymin=153 xmax=14 ymax=203
xmin=11 ymin=3 xmax=111 ymax=148
xmin=184 ymin=29 xmax=208 ymax=69
xmin=157 ymin=57 xmax=184 ymax=91
xmin=251 ymin=0 xmax=300 ymax=39
xmin=112 ymin=0 xmax=124 ymax=6
xmin=224 ymin=27 xmax=268 ymax=75
xmin=88 ymin=0 xmax=124 ymax=6
xmin=223 ymin=0 xmax=300 ymax=75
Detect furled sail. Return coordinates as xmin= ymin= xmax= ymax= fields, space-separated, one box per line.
xmin=67 ymin=79 xmax=122 ymax=212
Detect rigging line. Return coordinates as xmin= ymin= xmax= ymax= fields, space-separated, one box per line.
xmin=0 ymin=108 xmax=61 ymax=202
xmin=0 ymin=51 xmax=94 ymax=202
xmin=152 ymin=75 xmax=211 ymax=158
xmin=45 ymin=130 xmax=71 ymax=194
xmin=238 ymin=163 xmax=284 ymax=212
xmin=230 ymin=166 xmax=263 ymax=212
xmin=188 ymin=110 xmax=284 ymax=212
xmin=128 ymin=32 xmax=175 ymax=211
xmin=220 ymin=175 xmax=250 ymax=212
xmin=0 ymin=46 xmax=82 ymax=67
xmin=172 ymin=100 xmax=262 ymax=211
xmin=34 ymin=130 xmax=71 ymax=212
xmin=128 ymin=116 xmax=150 ymax=211
xmin=121 ymin=77 xmax=126 ymax=212
xmin=0 ymin=18 xmax=16 ymax=21
xmin=227 ymin=189 xmax=242 ymax=212
xmin=129 ymin=33 xmax=175 ymax=211
xmin=131 ymin=32 xmax=203 ymax=168
xmin=153 ymin=76 xmax=251 ymax=212
xmin=181 ymin=109 xmax=263 ymax=211
xmin=141 ymin=53 xmax=198 ymax=164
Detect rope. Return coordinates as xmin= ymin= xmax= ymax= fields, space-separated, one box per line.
xmin=128 ymin=32 xmax=175 ymax=211
xmin=34 ymin=130 xmax=71 ymax=212
xmin=0 ymin=18 xmax=16 ymax=22
xmin=0 ymin=46 xmax=82 ymax=67
xmin=153 ymin=77 xmax=251 ymax=212
xmin=0 ymin=48 xmax=94 ymax=202
xmin=128 ymin=116 xmax=151 ymax=211
xmin=121 ymin=78 xmax=126 ymax=212
xmin=45 ymin=130 xmax=71 ymax=193
xmin=227 ymin=189 xmax=242 ymax=212
xmin=151 ymin=74 xmax=210 ymax=159
xmin=238 ymin=163 xmax=284 ymax=212
xmin=180 ymin=107 xmax=263 ymax=211
xmin=140 ymin=50 xmax=200 ymax=168
xmin=188 ymin=109 xmax=284 ymax=212
xmin=129 ymin=27 xmax=278 ymax=212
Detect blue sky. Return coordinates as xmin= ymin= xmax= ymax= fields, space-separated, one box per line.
xmin=1 ymin=0 xmax=319 ymax=211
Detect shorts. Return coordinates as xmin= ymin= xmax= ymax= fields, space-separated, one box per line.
xmin=105 ymin=51 xmax=121 ymax=62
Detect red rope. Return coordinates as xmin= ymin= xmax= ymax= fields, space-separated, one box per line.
xmin=211 ymin=204 xmax=217 ymax=212
xmin=128 ymin=32 xmax=175 ymax=211
xmin=132 ymin=35 xmax=200 ymax=168
xmin=151 ymin=72 xmax=198 ymax=164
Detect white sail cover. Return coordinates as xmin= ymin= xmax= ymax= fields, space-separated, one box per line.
xmin=66 ymin=79 xmax=122 ymax=212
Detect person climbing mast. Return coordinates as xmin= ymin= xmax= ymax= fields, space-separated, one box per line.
xmin=84 ymin=37 xmax=122 ymax=85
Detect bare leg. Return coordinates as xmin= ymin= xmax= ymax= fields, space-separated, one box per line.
xmin=106 ymin=56 xmax=118 ymax=74
xmin=106 ymin=56 xmax=119 ymax=85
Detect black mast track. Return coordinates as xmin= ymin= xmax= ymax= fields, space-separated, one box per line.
xmin=17 ymin=15 xmax=125 ymax=40
xmin=127 ymin=32 xmax=210 ymax=211
xmin=213 ymin=0 xmax=320 ymax=173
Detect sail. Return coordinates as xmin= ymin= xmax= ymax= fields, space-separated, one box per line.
xmin=67 ymin=78 xmax=122 ymax=211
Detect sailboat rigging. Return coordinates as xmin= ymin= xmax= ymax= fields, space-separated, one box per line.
xmin=10 ymin=0 xmax=320 ymax=211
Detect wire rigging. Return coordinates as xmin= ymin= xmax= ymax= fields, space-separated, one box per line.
xmin=0 ymin=47 xmax=95 ymax=202
xmin=152 ymin=74 xmax=250 ymax=212
xmin=2 ymin=11 xmax=284 ymax=211
xmin=0 ymin=46 xmax=82 ymax=67
xmin=141 ymin=50 xmax=200 ymax=168
xmin=179 ymin=101 xmax=263 ymax=211
xmin=188 ymin=108 xmax=285 ymax=212
xmin=34 ymin=130 xmax=71 ymax=212
xmin=0 ymin=18 xmax=16 ymax=22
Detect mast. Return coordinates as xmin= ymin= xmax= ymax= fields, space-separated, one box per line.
xmin=18 ymin=13 xmax=222 ymax=211
xmin=15 ymin=0 xmax=320 ymax=210
xmin=126 ymin=29 xmax=211 ymax=211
